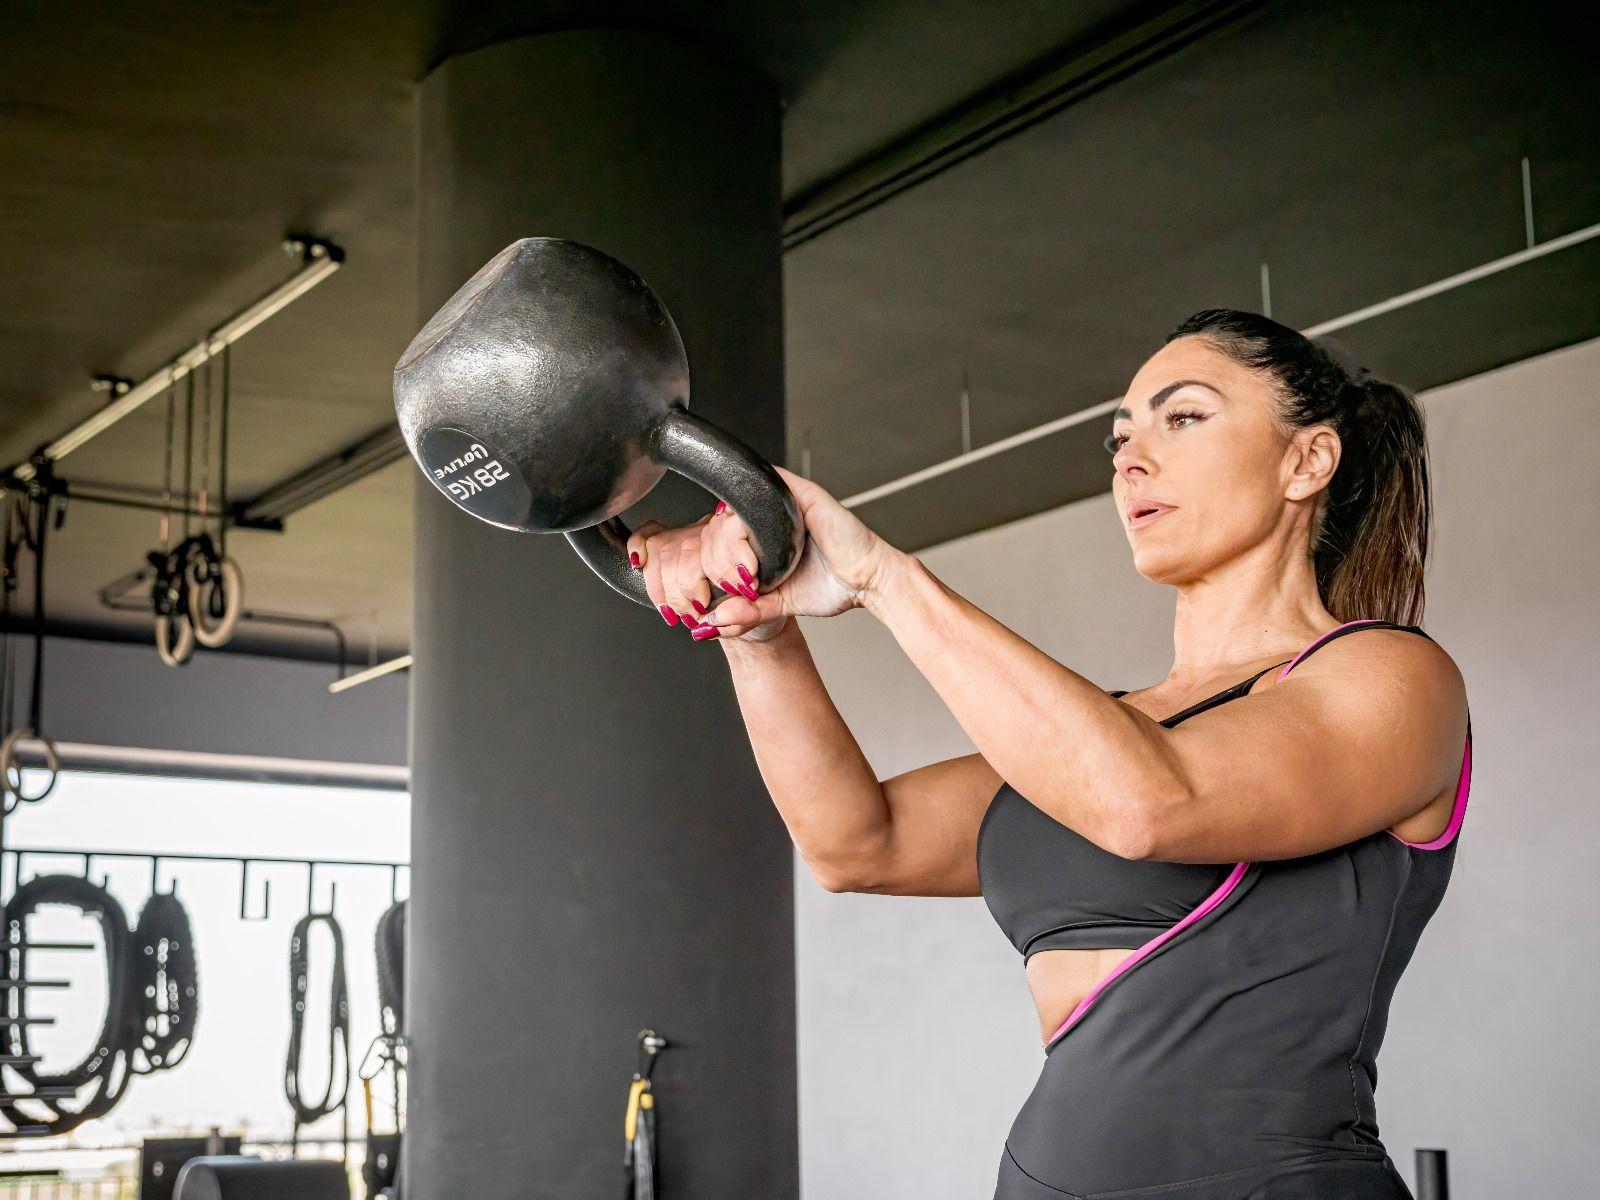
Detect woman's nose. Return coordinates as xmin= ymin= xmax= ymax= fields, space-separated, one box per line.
xmin=1113 ymin=442 xmax=1152 ymax=479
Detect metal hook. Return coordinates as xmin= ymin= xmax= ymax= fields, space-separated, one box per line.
xmin=78 ymin=854 xmax=111 ymax=890
xmin=239 ymin=860 xmax=271 ymax=921
xmin=305 ymin=862 xmax=337 ymax=915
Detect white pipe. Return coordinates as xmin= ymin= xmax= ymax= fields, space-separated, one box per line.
xmin=842 ymin=398 xmax=1120 ymax=509
xmin=6 ymin=738 xmax=408 ymax=791
xmin=840 ymin=219 xmax=1600 ymax=510
xmin=1300 ymin=219 xmax=1600 ymax=336
xmin=328 ymin=654 xmax=412 ymax=694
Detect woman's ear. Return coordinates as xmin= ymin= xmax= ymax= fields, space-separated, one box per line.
xmin=1284 ymin=424 xmax=1341 ymax=501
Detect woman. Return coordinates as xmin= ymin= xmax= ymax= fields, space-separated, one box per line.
xmin=628 ymin=309 xmax=1471 ymax=1199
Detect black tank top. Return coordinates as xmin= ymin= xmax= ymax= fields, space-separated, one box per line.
xmin=987 ymin=619 xmax=1474 ymax=1193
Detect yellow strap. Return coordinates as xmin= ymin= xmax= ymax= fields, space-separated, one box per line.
xmin=623 ymin=1078 xmax=646 ymax=1141
xmin=640 ymin=1092 xmax=654 ymax=1109
xmin=362 ymin=1077 xmax=374 ymax=1130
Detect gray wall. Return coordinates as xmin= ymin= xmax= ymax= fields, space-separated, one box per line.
xmin=10 ymin=634 xmax=407 ymax=765
xmin=793 ymin=335 xmax=1600 ymax=1198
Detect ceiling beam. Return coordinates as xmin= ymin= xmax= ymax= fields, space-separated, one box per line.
xmin=781 ymin=0 xmax=1266 ymax=249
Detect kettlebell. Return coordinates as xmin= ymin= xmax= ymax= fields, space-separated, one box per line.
xmin=392 ymin=237 xmax=804 ymax=610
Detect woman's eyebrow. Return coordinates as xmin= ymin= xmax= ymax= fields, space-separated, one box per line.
xmin=1112 ymin=379 xmax=1225 ymax=420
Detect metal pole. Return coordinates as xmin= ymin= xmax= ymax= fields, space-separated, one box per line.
xmin=1414 ymin=1147 xmax=1449 ymax=1200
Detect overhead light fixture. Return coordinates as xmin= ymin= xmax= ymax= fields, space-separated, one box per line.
xmin=329 ymin=654 xmax=412 ymax=695
xmin=237 ymin=424 xmax=407 ymax=525
xmin=6 ymin=236 xmax=345 ymax=485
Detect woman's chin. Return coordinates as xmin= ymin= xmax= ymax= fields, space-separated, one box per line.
xmin=1130 ymin=544 xmax=1189 ymax=585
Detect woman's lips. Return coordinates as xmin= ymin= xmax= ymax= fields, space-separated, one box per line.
xmin=1127 ymin=503 xmax=1175 ymax=529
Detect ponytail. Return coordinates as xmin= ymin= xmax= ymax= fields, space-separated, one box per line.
xmin=1164 ymin=310 xmax=1433 ymax=625
xmin=1315 ymin=373 xmax=1430 ymax=626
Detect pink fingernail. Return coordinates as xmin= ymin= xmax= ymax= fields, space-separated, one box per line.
xmin=690 ymin=598 xmax=708 ymax=615
xmin=680 ymin=612 xmax=700 ymax=629
xmin=630 ymin=550 xmax=641 ymax=568
xmin=714 ymin=501 xmax=727 ymax=515
xmin=658 ymin=604 xmax=678 ymax=626
xmin=718 ymin=578 xmax=736 ymax=595
xmin=691 ymin=623 xmax=721 ymax=640
xmin=736 ymin=563 xmax=755 ymax=586
xmin=738 ymin=582 xmax=759 ymax=602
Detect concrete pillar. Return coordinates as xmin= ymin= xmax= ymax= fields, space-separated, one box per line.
xmin=407 ymin=29 xmax=794 ymax=1198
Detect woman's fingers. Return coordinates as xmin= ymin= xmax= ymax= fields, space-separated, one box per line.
xmin=705 ymin=505 xmax=761 ymax=603
xmin=667 ymin=533 xmax=710 ymax=629
xmin=628 ymin=500 xmax=788 ymax=638
xmin=699 ymin=587 xmax=786 ymax=634
xmin=627 ymin=519 xmax=667 ymax=573
xmin=642 ymin=553 xmax=672 ymax=624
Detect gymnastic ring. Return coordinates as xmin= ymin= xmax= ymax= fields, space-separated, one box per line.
xmin=155 ymin=612 xmax=196 ymax=667
xmin=0 ymin=728 xmax=59 ymax=804
xmin=187 ymin=555 xmax=243 ymax=648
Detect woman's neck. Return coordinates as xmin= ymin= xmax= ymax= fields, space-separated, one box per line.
xmin=1167 ymin=540 xmax=1333 ymax=688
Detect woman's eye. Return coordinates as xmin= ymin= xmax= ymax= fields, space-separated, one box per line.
xmin=1107 ymin=409 xmax=1204 ymax=455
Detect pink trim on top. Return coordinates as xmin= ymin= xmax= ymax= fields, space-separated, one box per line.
xmin=1388 ymin=728 xmax=1472 ymax=850
xmin=1044 ymin=860 xmax=1250 ymax=1051
xmin=1275 ymin=618 xmax=1388 ymax=681
xmin=1041 ymin=618 xmax=1467 ymax=1051
xmin=1041 ymin=623 xmax=1372 ymax=1050
xmin=1276 ymin=618 xmax=1474 ymax=854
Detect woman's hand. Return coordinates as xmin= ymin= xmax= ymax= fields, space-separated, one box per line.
xmin=625 ymin=465 xmax=896 ymax=643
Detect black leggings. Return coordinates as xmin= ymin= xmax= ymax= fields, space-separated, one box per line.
xmin=994 ymin=1142 xmax=1416 ymax=1199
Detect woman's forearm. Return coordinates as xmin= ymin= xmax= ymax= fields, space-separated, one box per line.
xmin=861 ymin=551 xmax=1176 ymax=857
xmin=719 ymin=618 xmax=892 ymax=887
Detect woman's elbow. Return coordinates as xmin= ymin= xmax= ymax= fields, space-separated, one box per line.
xmin=800 ymin=847 xmax=874 ymax=893
xmin=1103 ymin=811 xmax=1159 ymax=861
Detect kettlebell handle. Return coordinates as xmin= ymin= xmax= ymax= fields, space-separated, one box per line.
xmin=565 ymin=406 xmax=805 ymax=610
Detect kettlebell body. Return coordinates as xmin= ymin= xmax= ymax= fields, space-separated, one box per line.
xmin=393 ymin=238 xmax=802 ymax=608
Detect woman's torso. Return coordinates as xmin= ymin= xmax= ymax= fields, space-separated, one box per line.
xmin=976 ymin=619 xmax=1473 ymax=1192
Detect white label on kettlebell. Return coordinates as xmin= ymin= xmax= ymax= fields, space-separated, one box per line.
xmin=418 ymin=426 xmax=534 ymax=530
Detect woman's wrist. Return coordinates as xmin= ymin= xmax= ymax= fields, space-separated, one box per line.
xmin=860 ymin=548 xmax=924 ymax=622
xmin=718 ymin=612 xmax=798 ymax=658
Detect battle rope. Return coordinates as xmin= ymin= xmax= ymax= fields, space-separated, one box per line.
xmin=0 ymin=874 xmax=139 ymax=1135
xmin=130 ymin=888 xmax=199 ymax=1074
xmin=375 ymin=898 xmax=404 ymax=1041
xmin=285 ymin=910 xmax=350 ymax=1150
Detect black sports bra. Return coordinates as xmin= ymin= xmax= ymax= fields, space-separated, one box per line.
xmin=976 ymin=621 xmax=1429 ymax=959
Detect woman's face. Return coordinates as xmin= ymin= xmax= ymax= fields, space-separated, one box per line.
xmin=1108 ymin=336 xmax=1314 ymax=586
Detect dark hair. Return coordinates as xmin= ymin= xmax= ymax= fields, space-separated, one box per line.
xmin=1164 ymin=309 xmax=1430 ymax=626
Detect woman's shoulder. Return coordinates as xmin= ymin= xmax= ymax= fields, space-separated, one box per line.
xmin=1279 ymin=622 xmax=1468 ymax=733
xmin=1299 ymin=621 xmax=1460 ymax=677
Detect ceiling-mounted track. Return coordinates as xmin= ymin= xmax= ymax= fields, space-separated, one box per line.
xmin=4 ymin=236 xmax=344 ymax=487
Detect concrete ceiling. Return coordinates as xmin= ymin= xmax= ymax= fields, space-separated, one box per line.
xmin=2 ymin=0 xmax=1594 ymax=665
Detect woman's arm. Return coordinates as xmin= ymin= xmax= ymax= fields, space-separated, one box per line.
xmin=720 ymin=617 xmax=1000 ymax=895
xmin=861 ymin=552 xmax=1165 ymax=859
xmin=861 ymin=553 xmax=1467 ymax=863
